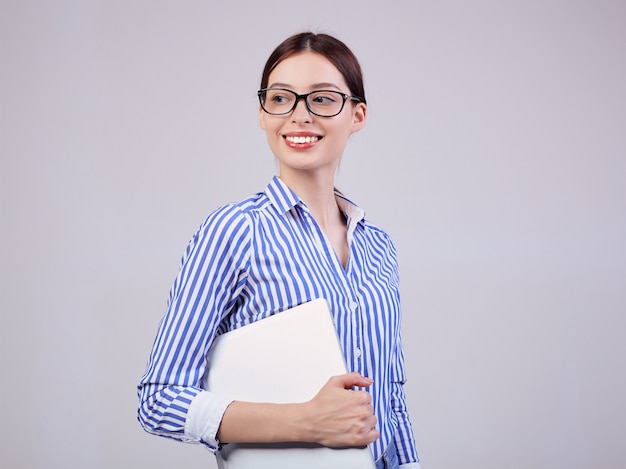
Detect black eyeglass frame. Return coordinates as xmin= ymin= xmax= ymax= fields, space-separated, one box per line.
xmin=257 ymin=88 xmax=363 ymax=117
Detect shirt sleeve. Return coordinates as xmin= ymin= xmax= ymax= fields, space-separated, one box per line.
xmin=137 ymin=204 xmax=251 ymax=451
xmin=184 ymin=391 xmax=233 ymax=451
xmin=391 ymin=326 xmax=421 ymax=465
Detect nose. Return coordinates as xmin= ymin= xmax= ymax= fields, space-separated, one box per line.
xmin=291 ymin=97 xmax=313 ymax=123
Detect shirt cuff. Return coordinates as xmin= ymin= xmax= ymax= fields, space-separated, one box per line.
xmin=184 ymin=390 xmax=233 ymax=452
xmin=400 ymin=463 xmax=421 ymax=469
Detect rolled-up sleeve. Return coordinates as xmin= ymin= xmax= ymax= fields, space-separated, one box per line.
xmin=185 ymin=391 xmax=233 ymax=451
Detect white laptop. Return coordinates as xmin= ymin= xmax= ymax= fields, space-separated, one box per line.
xmin=204 ymin=299 xmax=376 ymax=469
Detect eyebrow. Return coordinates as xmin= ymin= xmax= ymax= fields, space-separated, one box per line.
xmin=268 ymin=82 xmax=343 ymax=91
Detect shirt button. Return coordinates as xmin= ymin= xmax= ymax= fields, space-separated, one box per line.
xmin=349 ymin=301 xmax=358 ymax=312
xmin=355 ymin=347 xmax=362 ymax=359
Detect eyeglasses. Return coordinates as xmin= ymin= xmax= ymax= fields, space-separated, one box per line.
xmin=258 ymin=88 xmax=363 ymax=117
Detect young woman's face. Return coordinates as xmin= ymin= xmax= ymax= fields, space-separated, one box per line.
xmin=259 ymin=51 xmax=366 ymax=177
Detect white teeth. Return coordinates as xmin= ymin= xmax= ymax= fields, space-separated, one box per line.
xmin=285 ymin=135 xmax=319 ymax=144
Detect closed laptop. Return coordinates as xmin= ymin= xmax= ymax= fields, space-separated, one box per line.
xmin=204 ymin=299 xmax=375 ymax=469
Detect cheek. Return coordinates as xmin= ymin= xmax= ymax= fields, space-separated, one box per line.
xmin=260 ymin=115 xmax=282 ymax=135
xmin=331 ymin=118 xmax=357 ymax=140
xmin=263 ymin=124 xmax=283 ymax=152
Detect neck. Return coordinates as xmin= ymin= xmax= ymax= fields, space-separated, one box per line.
xmin=278 ymin=171 xmax=342 ymax=230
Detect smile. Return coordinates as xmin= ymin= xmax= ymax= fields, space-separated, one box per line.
xmin=283 ymin=135 xmax=322 ymax=144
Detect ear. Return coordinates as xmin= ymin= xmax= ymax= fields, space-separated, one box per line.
xmin=259 ymin=105 xmax=267 ymax=130
xmin=350 ymin=102 xmax=367 ymax=134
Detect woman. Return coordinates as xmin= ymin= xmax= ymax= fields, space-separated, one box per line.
xmin=138 ymin=32 xmax=420 ymax=469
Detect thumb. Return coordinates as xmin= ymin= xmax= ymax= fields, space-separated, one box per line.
xmin=334 ymin=372 xmax=374 ymax=389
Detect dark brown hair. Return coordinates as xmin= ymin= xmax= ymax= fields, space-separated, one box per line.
xmin=260 ymin=32 xmax=367 ymax=104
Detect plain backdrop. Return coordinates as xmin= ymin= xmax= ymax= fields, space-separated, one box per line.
xmin=1 ymin=1 xmax=625 ymax=468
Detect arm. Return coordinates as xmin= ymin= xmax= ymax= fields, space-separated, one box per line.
xmin=218 ymin=372 xmax=380 ymax=447
xmin=385 ymin=237 xmax=420 ymax=466
xmin=390 ymin=332 xmax=420 ymax=465
xmin=137 ymin=204 xmax=251 ymax=449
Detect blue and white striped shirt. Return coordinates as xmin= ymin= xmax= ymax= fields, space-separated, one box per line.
xmin=138 ymin=176 xmax=419 ymax=465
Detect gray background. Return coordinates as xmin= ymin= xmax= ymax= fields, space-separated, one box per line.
xmin=1 ymin=1 xmax=625 ymax=468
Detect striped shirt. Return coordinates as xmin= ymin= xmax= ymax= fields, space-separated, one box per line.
xmin=137 ymin=176 xmax=420 ymax=465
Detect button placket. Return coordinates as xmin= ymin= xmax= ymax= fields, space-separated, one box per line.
xmin=348 ymin=296 xmax=365 ymax=372
xmin=300 ymin=205 xmax=364 ymax=373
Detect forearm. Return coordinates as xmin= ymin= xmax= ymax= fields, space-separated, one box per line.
xmin=218 ymin=401 xmax=310 ymax=443
xmin=391 ymin=382 xmax=420 ymax=465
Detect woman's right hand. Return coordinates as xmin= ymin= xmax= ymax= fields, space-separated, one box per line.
xmin=302 ymin=372 xmax=379 ymax=447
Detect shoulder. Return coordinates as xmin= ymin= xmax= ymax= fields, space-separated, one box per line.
xmin=361 ymin=219 xmax=397 ymax=249
xmin=354 ymin=220 xmax=400 ymax=272
xmin=197 ymin=192 xmax=268 ymax=233
xmin=183 ymin=192 xmax=271 ymax=258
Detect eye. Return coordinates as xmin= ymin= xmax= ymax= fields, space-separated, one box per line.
xmin=267 ymin=90 xmax=294 ymax=105
xmin=310 ymin=92 xmax=340 ymax=105
xmin=272 ymin=94 xmax=288 ymax=103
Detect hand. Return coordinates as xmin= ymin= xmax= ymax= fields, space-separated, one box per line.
xmin=303 ymin=372 xmax=380 ymax=448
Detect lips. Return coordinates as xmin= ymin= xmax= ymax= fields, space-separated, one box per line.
xmin=284 ymin=135 xmax=321 ymax=144
xmin=282 ymin=132 xmax=323 ymax=149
